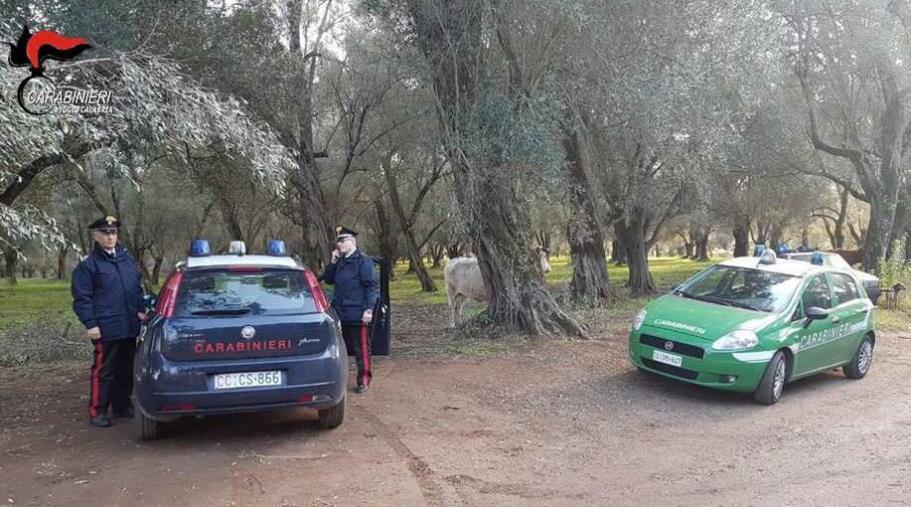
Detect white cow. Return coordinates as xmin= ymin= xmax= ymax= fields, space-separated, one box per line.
xmin=444 ymin=249 xmax=551 ymax=327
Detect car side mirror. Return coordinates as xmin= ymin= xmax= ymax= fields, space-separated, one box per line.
xmin=805 ymin=306 xmax=829 ymax=321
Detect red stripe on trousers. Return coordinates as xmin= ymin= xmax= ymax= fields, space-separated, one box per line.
xmin=89 ymin=341 xmax=103 ymax=417
xmin=360 ymin=325 xmax=370 ymax=386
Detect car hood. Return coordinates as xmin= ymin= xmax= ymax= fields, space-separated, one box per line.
xmin=641 ymin=294 xmax=778 ymax=341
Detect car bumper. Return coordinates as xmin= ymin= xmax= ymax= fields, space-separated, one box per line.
xmin=629 ymin=329 xmax=769 ymax=393
xmin=134 ymin=344 xmax=347 ymax=421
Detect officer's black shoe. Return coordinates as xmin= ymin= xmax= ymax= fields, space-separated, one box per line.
xmin=112 ymin=407 xmax=135 ymax=419
xmin=89 ymin=415 xmax=112 ymax=428
xmin=355 ymin=384 xmax=368 ymax=394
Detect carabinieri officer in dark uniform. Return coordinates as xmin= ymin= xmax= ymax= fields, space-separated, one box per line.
xmin=71 ymin=216 xmax=145 ymax=427
xmin=322 ymin=226 xmax=379 ymax=393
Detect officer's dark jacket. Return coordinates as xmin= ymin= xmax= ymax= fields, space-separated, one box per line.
xmin=71 ymin=244 xmax=144 ymax=341
xmin=322 ymin=249 xmax=379 ymax=324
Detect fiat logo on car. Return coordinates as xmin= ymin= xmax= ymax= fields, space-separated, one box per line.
xmin=664 ymin=341 xmax=674 ymax=351
xmin=241 ymin=326 xmax=256 ymax=339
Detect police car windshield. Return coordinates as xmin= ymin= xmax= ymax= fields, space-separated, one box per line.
xmin=174 ymin=269 xmax=318 ymax=317
xmin=675 ymin=265 xmax=801 ymax=313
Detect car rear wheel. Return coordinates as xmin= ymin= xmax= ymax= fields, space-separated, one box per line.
xmin=843 ymin=335 xmax=874 ymax=379
xmin=318 ymin=397 xmax=345 ymax=429
xmin=754 ymin=351 xmax=787 ymax=405
xmin=138 ymin=410 xmax=162 ymax=440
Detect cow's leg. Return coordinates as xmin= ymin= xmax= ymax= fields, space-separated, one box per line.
xmin=450 ymin=293 xmax=470 ymax=328
xmin=447 ymin=285 xmax=461 ymax=328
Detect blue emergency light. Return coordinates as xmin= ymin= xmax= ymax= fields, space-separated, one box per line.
xmin=810 ymin=252 xmax=824 ymax=265
xmin=776 ymin=242 xmax=789 ymax=255
xmin=752 ymin=244 xmax=766 ymax=257
xmin=267 ymin=239 xmax=286 ymax=256
xmin=189 ymin=239 xmax=210 ymax=257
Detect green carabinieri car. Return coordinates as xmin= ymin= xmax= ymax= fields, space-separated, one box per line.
xmin=628 ymin=251 xmax=876 ymax=404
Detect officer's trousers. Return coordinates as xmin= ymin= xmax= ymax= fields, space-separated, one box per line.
xmin=89 ymin=338 xmax=136 ymax=418
xmin=342 ymin=324 xmax=372 ymax=387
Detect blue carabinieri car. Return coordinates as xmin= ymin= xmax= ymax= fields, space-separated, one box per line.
xmin=133 ymin=240 xmax=347 ymax=440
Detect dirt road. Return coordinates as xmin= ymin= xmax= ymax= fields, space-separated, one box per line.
xmin=2 ymin=304 xmax=911 ymax=506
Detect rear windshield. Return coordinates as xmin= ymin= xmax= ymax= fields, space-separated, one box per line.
xmin=174 ymin=269 xmax=318 ymax=317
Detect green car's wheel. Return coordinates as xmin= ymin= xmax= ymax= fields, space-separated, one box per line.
xmin=754 ymin=351 xmax=788 ymax=405
xmin=843 ymin=335 xmax=874 ymax=380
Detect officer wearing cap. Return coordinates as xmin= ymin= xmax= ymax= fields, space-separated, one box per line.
xmin=322 ymin=226 xmax=379 ymax=393
xmin=71 ymin=216 xmax=145 ymax=427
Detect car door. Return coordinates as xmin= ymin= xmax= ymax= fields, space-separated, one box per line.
xmin=791 ymin=274 xmax=838 ymax=376
xmin=826 ymin=272 xmax=871 ymax=364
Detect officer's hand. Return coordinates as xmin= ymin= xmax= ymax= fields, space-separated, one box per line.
xmin=331 ymin=249 xmax=340 ymax=263
xmin=86 ymin=327 xmax=101 ymax=340
xmin=362 ymin=309 xmax=373 ymax=324
xmin=137 ymin=312 xmax=146 ymax=321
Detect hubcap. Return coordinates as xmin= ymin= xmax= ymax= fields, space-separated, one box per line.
xmin=858 ymin=341 xmax=873 ymax=373
xmin=772 ymin=360 xmax=786 ymax=399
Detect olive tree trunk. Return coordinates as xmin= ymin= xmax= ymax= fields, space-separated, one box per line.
xmin=563 ymin=126 xmax=610 ymax=306
xmin=732 ymin=214 xmax=750 ymax=257
xmin=408 ymin=0 xmax=583 ymax=336
xmin=614 ymin=211 xmax=655 ymax=297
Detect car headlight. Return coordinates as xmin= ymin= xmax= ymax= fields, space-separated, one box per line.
xmin=711 ymin=329 xmax=758 ymax=350
xmin=632 ymin=309 xmax=647 ymax=331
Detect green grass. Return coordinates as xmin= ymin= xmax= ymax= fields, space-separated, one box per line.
xmin=0 ymin=279 xmax=79 ymax=331
xmin=389 ymin=255 xmax=717 ymax=304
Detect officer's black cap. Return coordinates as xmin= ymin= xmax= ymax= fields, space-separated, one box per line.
xmin=335 ymin=225 xmax=357 ymax=241
xmin=88 ymin=216 xmax=121 ymax=230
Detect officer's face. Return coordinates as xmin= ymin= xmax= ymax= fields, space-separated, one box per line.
xmin=337 ymin=236 xmax=355 ymax=254
xmin=93 ymin=228 xmax=118 ymax=250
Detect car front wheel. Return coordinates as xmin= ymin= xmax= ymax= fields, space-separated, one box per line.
xmin=754 ymin=351 xmax=788 ymax=405
xmin=843 ymin=335 xmax=874 ymax=379
xmin=318 ymin=397 xmax=345 ymax=429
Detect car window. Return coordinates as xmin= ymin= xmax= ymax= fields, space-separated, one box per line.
xmin=802 ymin=275 xmax=832 ymax=310
xmin=829 ymin=273 xmax=860 ymax=305
xmin=174 ymin=269 xmax=318 ymax=316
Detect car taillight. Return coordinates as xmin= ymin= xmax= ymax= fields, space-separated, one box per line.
xmin=155 ymin=271 xmax=184 ymax=318
xmin=304 ymin=270 xmax=329 ymax=312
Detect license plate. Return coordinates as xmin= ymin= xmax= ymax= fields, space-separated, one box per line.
xmin=212 ymin=371 xmax=282 ymax=390
xmin=652 ymin=350 xmax=683 ymax=367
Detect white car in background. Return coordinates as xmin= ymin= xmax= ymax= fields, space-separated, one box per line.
xmin=786 ymin=252 xmax=881 ymax=304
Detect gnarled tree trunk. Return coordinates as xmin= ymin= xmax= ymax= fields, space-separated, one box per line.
xmin=408 ymin=0 xmax=583 ymax=336
xmin=614 ymin=211 xmax=655 ymax=297
xmin=732 ymin=214 xmax=750 ymax=257
xmin=373 ymin=200 xmax=398 ymax=282
xmin=693 ymin=227 xmax=710 ymax=261
xmin=610 ymin=239 xmax=627 ymax=265
xmin=3 ymin=247 xmax=18 ymax=285
xmin=57 ymin=247 xmax=68 ymax=280
xmin=563 ymin=126 xmax=610 ymax=306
